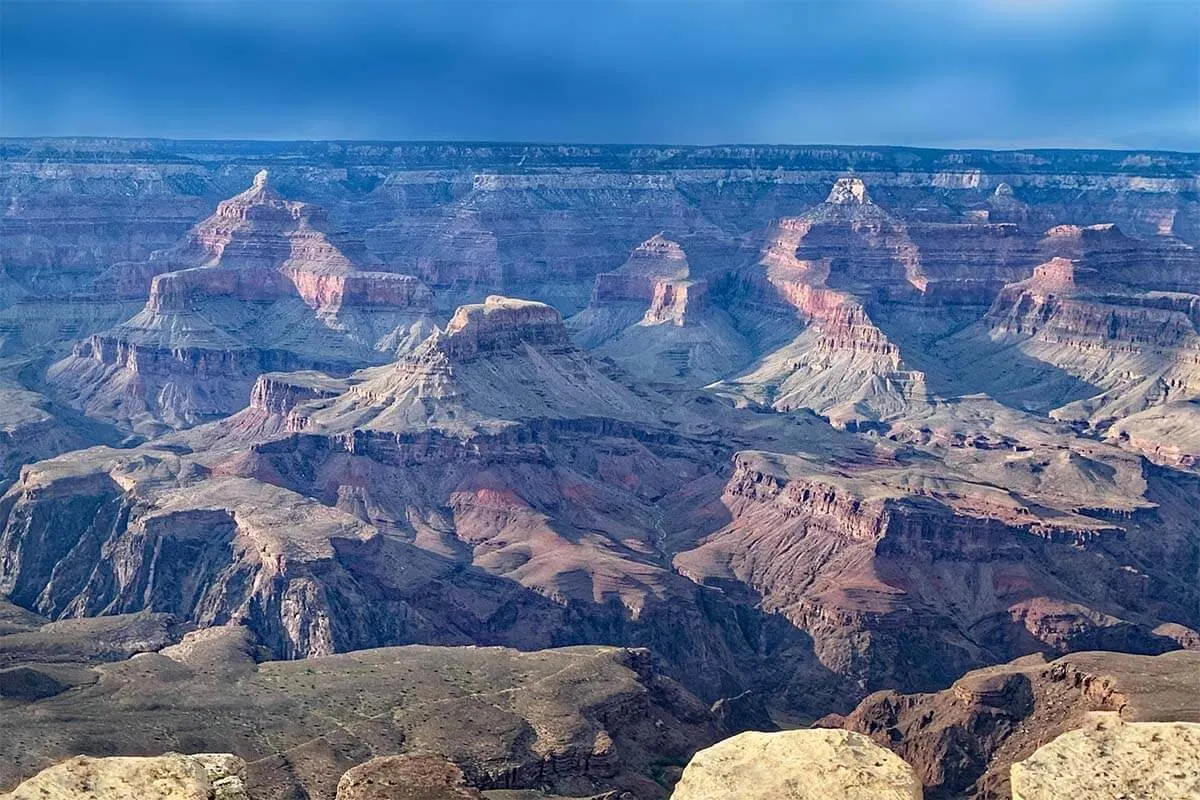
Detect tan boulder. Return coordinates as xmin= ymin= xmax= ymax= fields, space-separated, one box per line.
xmin=335 ymin=753 xmax=481 ymax=800
xmin=1011 ymin=714 xmax=1200 ymax=800
xmin=1 ymin=753 xmax=248 ymax=800
xmin=671 ymin=728 xmax=922 ymax=800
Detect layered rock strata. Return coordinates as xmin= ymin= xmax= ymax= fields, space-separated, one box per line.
xmin=568 ymin=235 xmax=751 ymax=386
xmin=47 ymin=171 xmax=435 ymax=433
xmin=834 ymin=649 xmax=1200 ymax=799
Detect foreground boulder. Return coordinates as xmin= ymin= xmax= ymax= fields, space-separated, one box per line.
xmin=2 ymin=753 xmax=248 ymax=800
xmin=335 ymin=754 xmax=480 ymax=800
xmin=1011 ymin=715 xmax=1200 ymax=800
xmin=671 ymin=729 xmax=922 ymax=800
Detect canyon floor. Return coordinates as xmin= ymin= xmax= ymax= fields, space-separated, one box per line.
xmin=1 ymin=139 xmax=1198 ymax=798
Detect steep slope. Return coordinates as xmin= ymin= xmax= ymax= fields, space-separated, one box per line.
xmin=672 ymin=444 xmax=1200 ymax=705
xmin=46 ymin=171 xmax=436 ymax=433
xmin=7 ymin=294 xmax=1200 ymax=723
xmin=567 ymin=234 xmax=753 ymax=387
xmin=2 ymin=297 xmax=869 ymax=712
xmin=715 ymin=178 xmax=942 ymax=426
xmin=936 ymin=224 xmax=1200 ymax=431
xmin=833 ymin=649 xmax=1200 ymax=799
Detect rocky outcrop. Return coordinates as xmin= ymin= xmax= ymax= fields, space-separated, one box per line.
xmin=836 ymin=650 xmax=1200 ymax=799
xmin=568 ymin=235 xmax=751 ymax=387
xmin=1106 ymin=401 xmax=1200 ymax=471
xmin=715 ymin=178 xmax=932 ymax=426
xmin=671 ymin=729 xmax=922 ymax=800
xmin=0 ymin=639 xmax=723 ymax=800
xmin=939 ymin=222 xmax=1200 ymax=428
xmin=3 ymin=141 xmax=1200 ymax=800
xmin=248 ymin=371 xmax=349 ymax=417
xmin=1010 ymin=716 xmax=1200 ymax=800
xmin=2 ymin=753 xmax=249 ymax=800
xmin=46 ymin=172 xmax=436 ymax=433
xmin=1 ymin=305 xmax=832 ymax=709
xmin=673 ymin=449 xmax=1199 ymax=710
xmin=440 ymin=295 xmax=572 ymax=358
xmin=335 ymin=754 xmax=482 ymax=800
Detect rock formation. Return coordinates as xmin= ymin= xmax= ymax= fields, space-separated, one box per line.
xmin=937 ymin=223 xmax=1200 ymax=436
xmin=671 ymin=729 xmax=923 ymax=800
xmin=2 ymin=753 xmax=249 ymax=800
xmin=715 ymin=178 xmax=934 ymax=427
xmin=834 ymin=649 xmax=1200 ymax=799
xmin=335 ymin=754 xmax=481 ymax=800
xmin=670 ymin=443 xmax=1200 ymax=707
xmin=1010 ymin=716 xmax=1200 ymax=800
xmin=6 ymin=290 xmax=1200 ymax=724
xmin=1 ymin=141 xmax=1199 ymax=800
xmin=568 ymin=234 xmax=752 ymax=386
xmin=45 ymin=171 xmax=435 ymax=434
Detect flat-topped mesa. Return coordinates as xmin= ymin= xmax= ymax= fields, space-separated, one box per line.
xmin=438 ymin=295 xmax=571 ymax=360
xmin=147 ymin=266 xmax=293 ymax=313
xmin=1037 ymin=223 xmax=1137 ymax=267
xmin=827 ymin=176 xmax=872 ymax=205
xmin=592 ymin=233 xmax=691 ymax=304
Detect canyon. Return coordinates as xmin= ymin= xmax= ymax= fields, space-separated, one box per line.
xmin=1 ymin=139 xmax=1199 ymax=798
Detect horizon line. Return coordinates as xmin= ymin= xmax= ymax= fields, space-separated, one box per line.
xmin=2 ymin=134 xmax=1199 ymax=157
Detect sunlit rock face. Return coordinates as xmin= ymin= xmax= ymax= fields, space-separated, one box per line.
xmin=671 ymin=729 xmax=923 ymax=800
xmin=1011 ymin=717 xmax=1200 ymax=800
xmin=3 ymin=753 xmax=249 ymax=800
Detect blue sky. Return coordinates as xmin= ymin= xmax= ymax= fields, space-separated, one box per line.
xmin=2 ymin=0 xmax=1197 ymax=149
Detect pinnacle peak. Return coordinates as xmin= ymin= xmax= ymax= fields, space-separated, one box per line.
xmin=827 ymin=177 xmax=871 ymax=205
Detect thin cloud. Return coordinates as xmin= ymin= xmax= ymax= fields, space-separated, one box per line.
xmin=1 ymin=0 xmax=1196 ymax=148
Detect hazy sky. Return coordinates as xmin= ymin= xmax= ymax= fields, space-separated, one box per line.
xmin=2 ymin=0 xmax=1198 ymax=149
